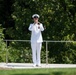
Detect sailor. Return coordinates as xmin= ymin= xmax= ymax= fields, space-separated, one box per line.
xmin=28 ymin=14 xmax=44 ymax=67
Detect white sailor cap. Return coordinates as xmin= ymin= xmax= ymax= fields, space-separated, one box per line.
xmin=32 ymin=14 xmax=40 ymax=18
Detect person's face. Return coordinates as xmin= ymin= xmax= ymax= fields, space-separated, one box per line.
xmin=33 ymin=16 xmax=39 ymax=23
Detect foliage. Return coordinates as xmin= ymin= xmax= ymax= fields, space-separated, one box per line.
xmin=0 ymin=25 xmax=6 ymax=62
xmin=0 ymin=0 xmax=76 ymax=63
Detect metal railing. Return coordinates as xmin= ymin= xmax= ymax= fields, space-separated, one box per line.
xmin=4 ymin=40 xmax=76 ymax=64
xmin=5 ymin=40 xmax=49 ymax=64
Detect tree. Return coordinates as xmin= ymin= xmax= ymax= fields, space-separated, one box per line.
xmin=0 ymin=0 xmax=76 ymax=63
xmin=0 ymin=24 xmax=6 ymax=62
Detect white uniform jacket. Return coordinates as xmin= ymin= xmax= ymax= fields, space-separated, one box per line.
xmin=28 ymin=23 xmax=44 ymax=43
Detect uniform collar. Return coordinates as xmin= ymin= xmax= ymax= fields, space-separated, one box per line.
xmin=33 ymin=22 xmax=40 ymax=25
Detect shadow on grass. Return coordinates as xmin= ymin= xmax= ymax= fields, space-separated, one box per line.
xmin=11 ymin=72 xmax=66 ymax=75
xmin=52 ymin=72 xmax=66 ymax=75
xmin=12 ymin=74 xmax=49 ymax=75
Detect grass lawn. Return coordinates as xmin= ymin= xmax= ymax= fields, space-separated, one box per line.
xmin=0 ymin=68 xmax=76 ymax=75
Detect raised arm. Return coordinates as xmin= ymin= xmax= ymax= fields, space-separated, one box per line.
xmin=40 ymin=24 xmax=44 ymax=31
xmin=28 ymin=24 xmax=33 ymax=31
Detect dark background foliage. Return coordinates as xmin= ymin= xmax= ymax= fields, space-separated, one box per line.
xmin=0 ymin=0 xmax=76 ymax=63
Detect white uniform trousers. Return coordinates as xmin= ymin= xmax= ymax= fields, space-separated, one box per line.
xmin=31 ymin=42 xmax=42 ymax=65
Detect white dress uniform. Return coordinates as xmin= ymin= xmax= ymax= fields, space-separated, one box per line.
xmin=28 ymin=21 xmax=44 ymax=66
